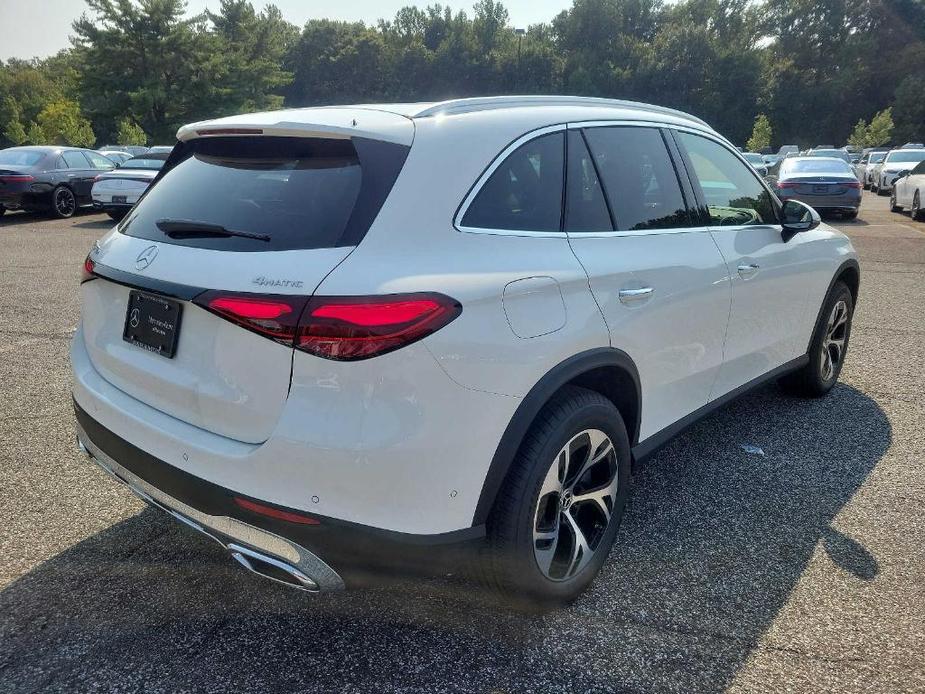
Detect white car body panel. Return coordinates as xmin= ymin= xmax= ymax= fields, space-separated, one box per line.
xmin=71 ymin=98 xmax=859 ymax=550
xmin=894 ymin=170 xmax=925 ymax=210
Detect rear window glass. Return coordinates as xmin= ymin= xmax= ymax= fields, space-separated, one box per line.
xmin=783 ymin=159 xmax=853 ymax=174
xmin=121 ymin=157 xmax=166 ymax=170
xmin=461 ymin=132 xmax=564 ymax=232
xmin=0 ymin=149 xmax=43 ymax=166
xmin=120 ymin=136 xmax=408 ymax=251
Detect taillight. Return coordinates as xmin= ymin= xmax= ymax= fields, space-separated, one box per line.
xmin=845 ymin=180 xmax=862 ymax=189
xmin=297 ymin=293 xmax=462 ymax=361
xmin=81 ymin=255 xmax=96 ymax=283
xmin=776 ymin=181 xmax=799 ymax=189
xmin=194 ymin=290 xmax=461 ymax=360
xmin=233 ymin=496 xmax=320 ymax=525
xmin=194 ymin=291 xmax=309 ymax=345
xmin=0 ymin=174 xmax=34 ymax=183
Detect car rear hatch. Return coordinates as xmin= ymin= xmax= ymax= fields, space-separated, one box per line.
xmin=782 ymin=175 xmax=857 ymax=196
xmin=80 ymin=111 xmax=413 ymax=444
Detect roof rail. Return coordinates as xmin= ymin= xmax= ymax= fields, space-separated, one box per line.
xmin=413 ymin=95 xmax=710 ymax=128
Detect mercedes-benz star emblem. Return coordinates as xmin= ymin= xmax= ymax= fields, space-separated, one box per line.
xmin=135 ymin=245 xmax=158 ymax=271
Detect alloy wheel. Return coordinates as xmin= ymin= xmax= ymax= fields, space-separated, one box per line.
xmin=821 ymin=299 xmax=849 ymax=382
xmin=54 ymin=188 xmax=76 ymax=217
xmin=533 ymin=428 xmax=618 ymax=581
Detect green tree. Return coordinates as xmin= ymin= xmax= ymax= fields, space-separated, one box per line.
xmin=36 ymin=99 xmax=95 ymax=146
xmin=847 ymin=118 xmax=869 ymax=148
xmin=1 ymin=96 xmax=27 ymax=145
xmin=25 ymin=121 xmax=45 ymax=145
xmin=866 ymin=107 xmax=894 ymax=147
xmin=746 ymin=113 xmax=772 ymax=151
xmin=115 ymin=117 xmax=147 ymax=146
xmin=893 ymin=75 xmax=925 ymax=144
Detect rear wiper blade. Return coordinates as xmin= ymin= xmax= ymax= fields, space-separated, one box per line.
xmin=155 ymin=218 xmax=270 ymax=242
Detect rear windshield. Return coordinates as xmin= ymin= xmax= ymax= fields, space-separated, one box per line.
xmin=121 ymin=157 xmax=166 ymax=170
xmin=782 ymin=159 xmax=853 ymax=174
xmin=0 ymin=149 xmax=44 ymax=166
xmin=120 ymin=136 xmax=409 ymax=251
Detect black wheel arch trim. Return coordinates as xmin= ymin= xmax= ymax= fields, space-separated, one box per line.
xmin=471 ymin=347 xmax=642 ymax=526
xmin=809 ymin=258 xmax=860 ymax=352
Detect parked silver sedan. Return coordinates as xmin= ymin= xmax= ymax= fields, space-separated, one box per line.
xmin=767 ymin=156 xmax=862 ymax=219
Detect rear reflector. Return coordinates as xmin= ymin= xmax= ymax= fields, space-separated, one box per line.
xmin=233 ymin=496 xmax=320 ymax=525
xmin=193 ymin=290 xmax=461 ymax=360
xmin=298 ymin=293 xmax=462 ymax=361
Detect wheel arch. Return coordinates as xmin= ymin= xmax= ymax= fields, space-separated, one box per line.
xmin=804 ymin=258 xmax=860 ymax=354
xmin=471 ymin=347 xmax=641 ymax=526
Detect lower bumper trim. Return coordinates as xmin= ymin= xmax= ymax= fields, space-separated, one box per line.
xmin=76 ymin=424 xmax=345 ymax=593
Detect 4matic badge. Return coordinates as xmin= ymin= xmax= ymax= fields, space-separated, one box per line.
xmin=252 ymin=276 xmax=304 ymax=289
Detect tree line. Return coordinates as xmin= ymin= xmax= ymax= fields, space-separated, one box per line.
xmin=1 ymin=0 xmax=923 ymax=151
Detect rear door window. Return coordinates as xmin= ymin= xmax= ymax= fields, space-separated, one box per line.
xmin=62 ymin=151 xmax=91 ymax=169
xmin=582 ymin=126 xmax=690 ymax=231
xmin=120 ymin=136 xmax=409 ymax=251
xmin=461 ymin=131 xmax=564 ymax=232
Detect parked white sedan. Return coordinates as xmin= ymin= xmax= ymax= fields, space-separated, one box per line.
xmin=91 ymin=153 xmax=168 ymax=220
xmin=891 ymin=159 xmax=925 ymax=220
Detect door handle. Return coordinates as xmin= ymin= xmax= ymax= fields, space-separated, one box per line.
xmin=737 ymin=263 xmax=760 ymax=279
xmin=618 ymin=287 xmax=654 ymax=304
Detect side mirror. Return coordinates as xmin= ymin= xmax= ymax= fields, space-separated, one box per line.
xmin=781 ymin=199 xmax=820 ymax=240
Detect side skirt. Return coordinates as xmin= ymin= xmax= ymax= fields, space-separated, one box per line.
xmin=632 ymin=354 xmax=809 ymax=463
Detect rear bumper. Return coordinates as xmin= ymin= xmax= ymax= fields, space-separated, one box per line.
xmin=778 ymin=193 xmax=860 ymax=211
xmin=73 ymin=399 xmax=484 ymax=587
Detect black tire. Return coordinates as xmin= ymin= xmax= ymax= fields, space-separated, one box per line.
xmin=912 ymin=192 xmax=924 ymax=222
xmin=50 ymin=186 xmax=77 ymax=219
xmin=779 ymin=281 xmax=853 ymax=397
xmin=843 ymin=210 xmax=858 ymax=220
xmin=107 ymin=210 xmax=127 ymax=221
xmin=876 ymin=180 xmax=888 ymax=196
xmin=890 ymin=188 xmax=900 ymax=212
xmin=475 ymin=386 xmax=631 ymax=608
xmin=0 ymin=204 xmax=5 ymax=217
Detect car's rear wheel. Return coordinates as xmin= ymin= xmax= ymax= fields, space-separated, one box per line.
xmin=107 ymin=210 xmax=127 ymax=221
xmin=779 ymin=281 xmax=853 ymax=397
xmin=51 ymin=186 xmax=76 ymax=219
xmin=0 ymin=204 xmax=5 ymax=217
xmin=843 ymin=210 xmax=858 ymax=220
xmin=890 ymin=188 xmax=900 ymax=212
xmin=877 ymin=179 xmax=888 ymax=196
xmin=912 ymin=192 xmax=923 ymax=221
xmin=475 ymin=386 xmax=631 ymax=608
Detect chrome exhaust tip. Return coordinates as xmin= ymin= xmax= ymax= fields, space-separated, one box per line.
xmin=228 ymin=543 xmax=320 ymax=592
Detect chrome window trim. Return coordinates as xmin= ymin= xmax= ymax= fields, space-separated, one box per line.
xmin=453 ymin=117 xmax=778 ymax=239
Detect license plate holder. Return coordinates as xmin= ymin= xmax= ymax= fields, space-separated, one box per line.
xmin=123 ymin=291 xmax=182 ymax=358
xmin=112 ymin=195 xmax=127 ymax=204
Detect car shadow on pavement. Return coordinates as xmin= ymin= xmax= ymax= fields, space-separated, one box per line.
xmin=0 ymin=210 xmax=106 ymax=228
xmin=0 ymin=383 xmax=890 ymax=693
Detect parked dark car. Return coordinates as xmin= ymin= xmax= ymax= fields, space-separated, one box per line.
xmin=766 ymin=156 xmax=861 ymax=219
xmin=0 ymin=146 xmax=115 ymax=218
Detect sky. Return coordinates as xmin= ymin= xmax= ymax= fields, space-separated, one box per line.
xmin=0 ymin=0 xmax=572 ymax=61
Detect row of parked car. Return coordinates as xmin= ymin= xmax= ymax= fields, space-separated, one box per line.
xmin=732 ymin=143 xmax=925 ymax=220
xmin=0 ymin=144 xmax=172 ymax=219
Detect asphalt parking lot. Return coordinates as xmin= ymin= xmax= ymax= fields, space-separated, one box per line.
xmin=0 ymin=192 xmax=923 ymax=693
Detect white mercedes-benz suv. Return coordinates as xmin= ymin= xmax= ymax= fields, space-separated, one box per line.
xmin=72 ymin=96 xmax=859 ymax=606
